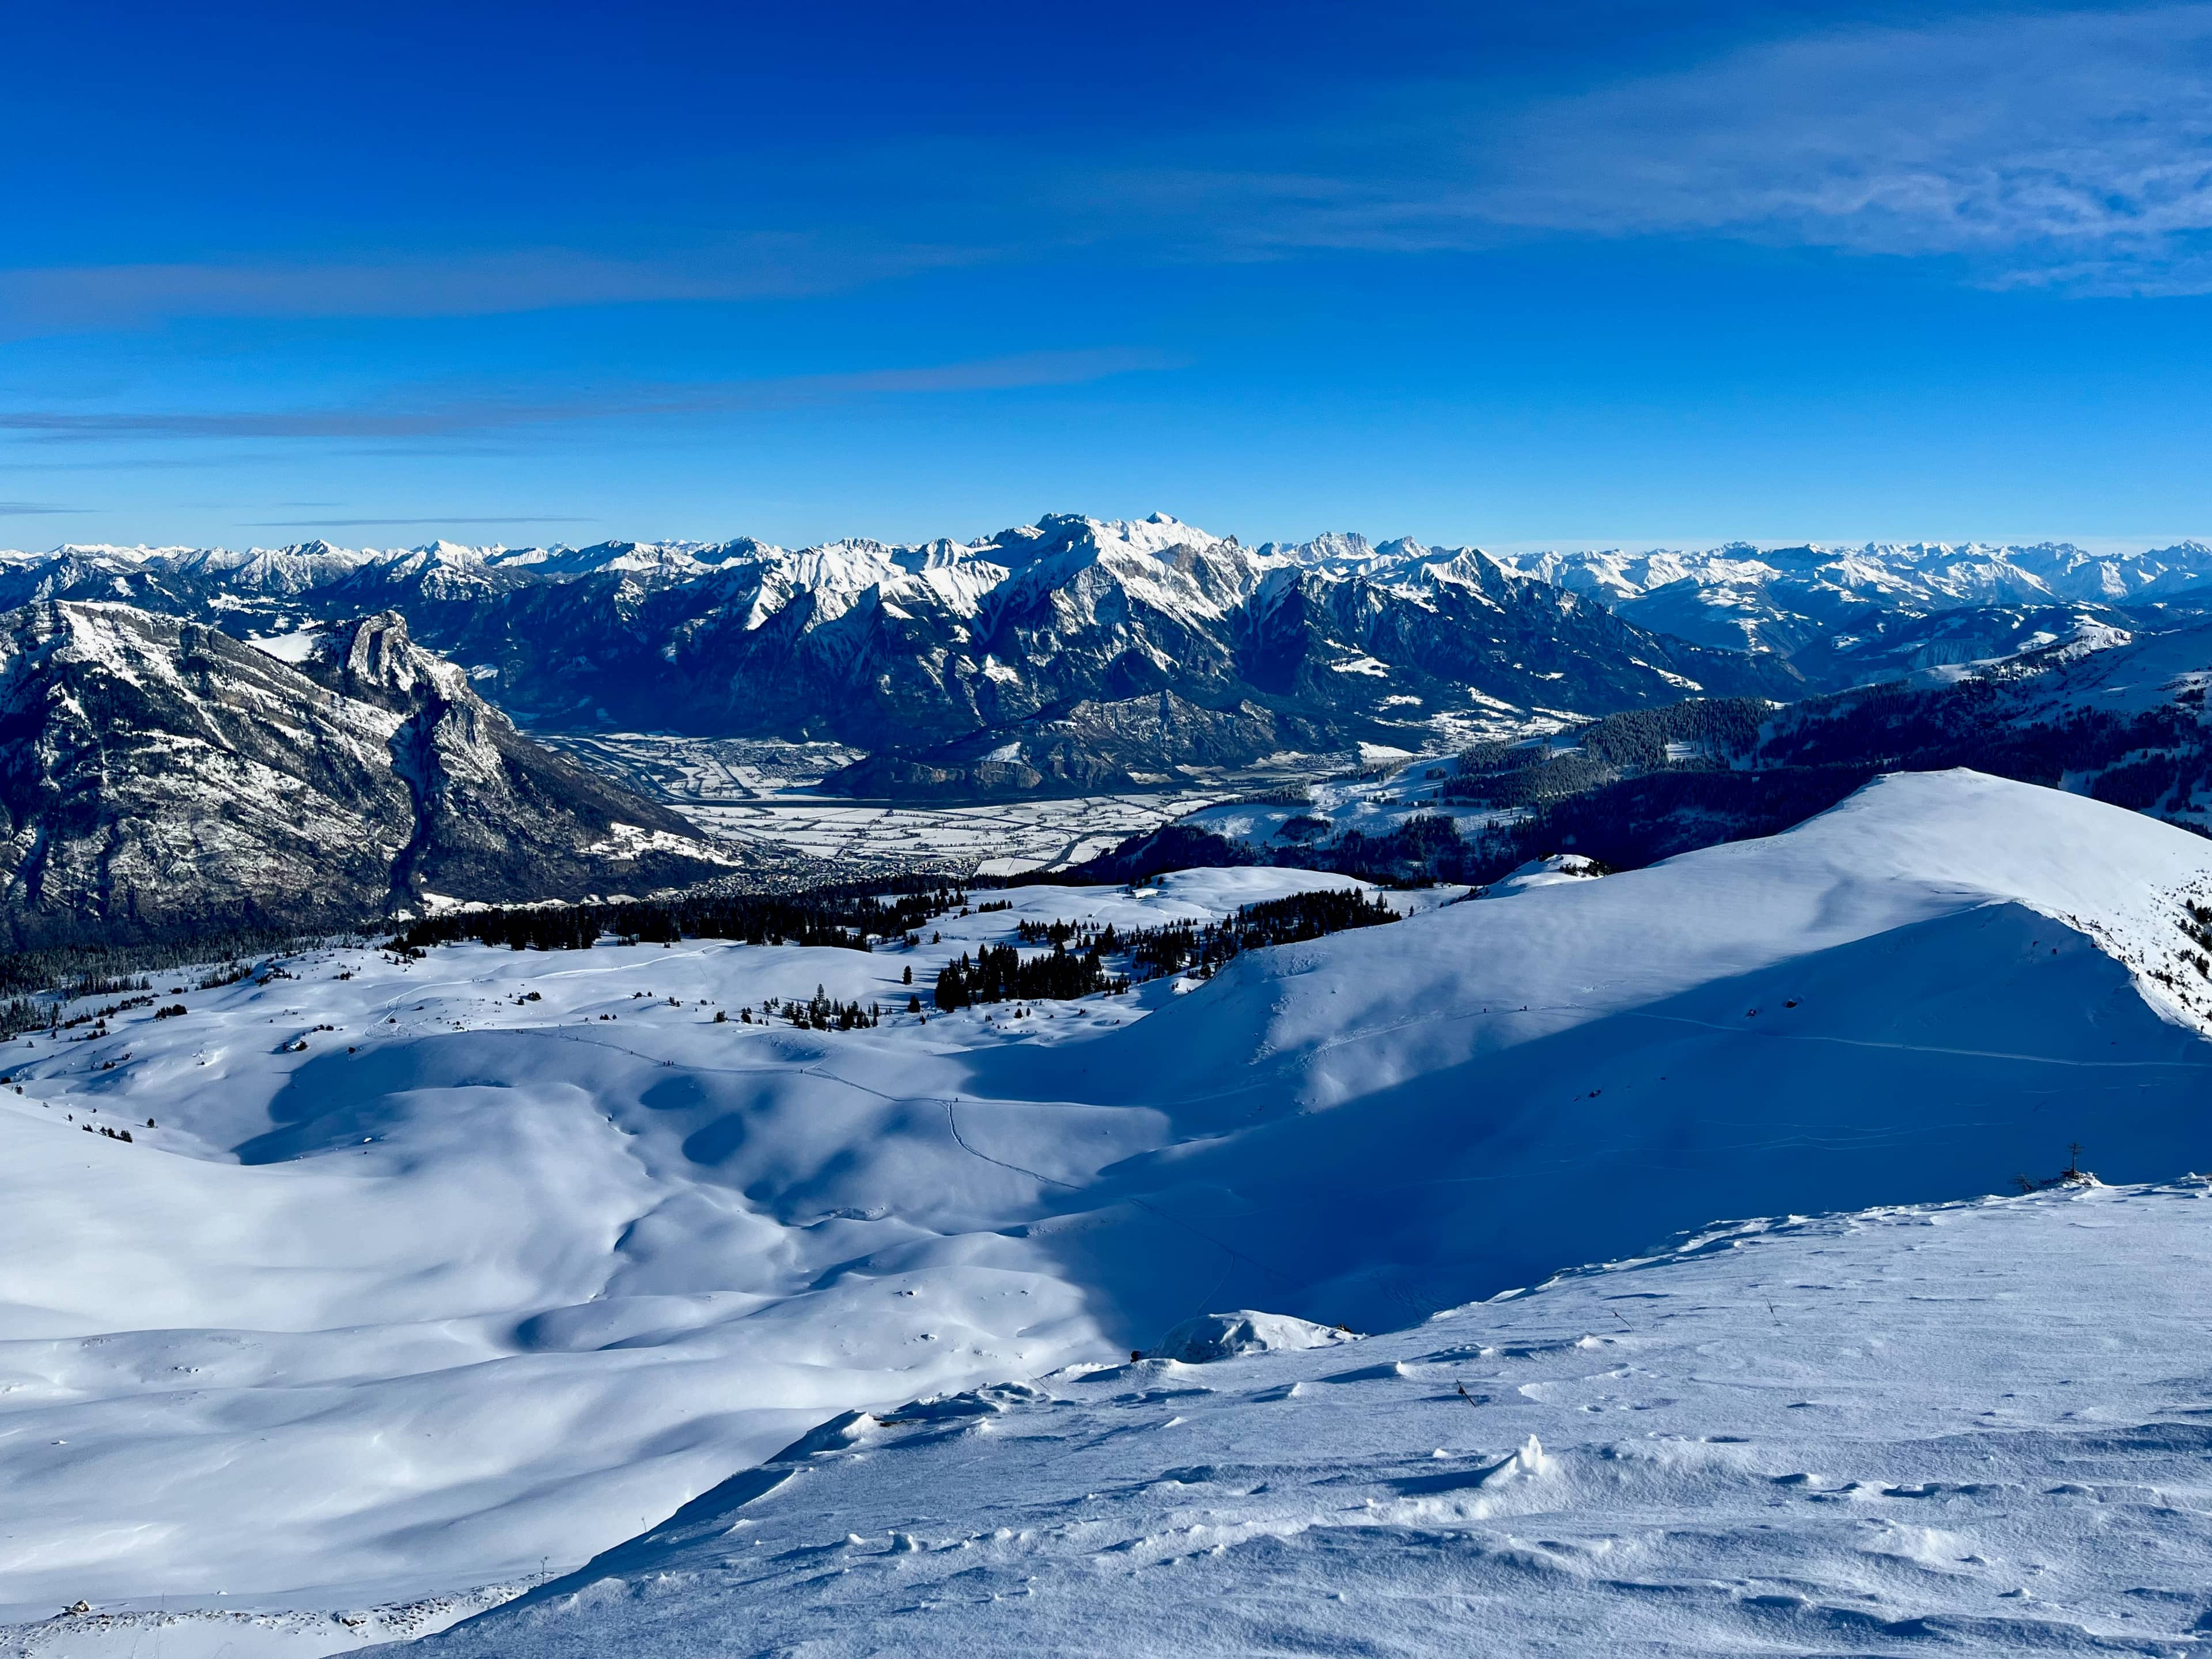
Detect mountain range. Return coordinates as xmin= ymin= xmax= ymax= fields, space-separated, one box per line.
xmin=0 ymin=520 xmax=1824 ymax=791
xmin=1492 ymin=538 xmax=2212 ymax=650
xmin=5 ymin=518 xmax=2208 ymax=805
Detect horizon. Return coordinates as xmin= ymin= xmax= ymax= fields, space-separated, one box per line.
xmin=5 ymin=518 xmax=2210 ymax=564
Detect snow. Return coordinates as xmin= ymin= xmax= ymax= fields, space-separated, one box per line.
xmin=3 ymin=772 xmax=2211 ymax=1647
xmin=0 ymin=869 xmax=1411 ymax=1623
xmin=384 ymin=1179 xmax=2212 ymax=1659
xmin=575 ymin=822 xmax=741 ymax=866
xmin=245 ymin=628 xmax=324 ymax=664
xmin=1998 ymin=618 xmax=2212 ymax=717
xmin=6 ymin=1586 xmax=523 ymax=1659
xmin=524 ymin=731 xmax=1288 ymax=873
xmin=1149 ymin=1309 xmax=1358 ymax=1363
xmin=1483 ymin=852 xmax=1608 ymax=896
xmin=1180 ymin=751 xmax=1505 ymax=853
xmin=1486 ymin=539 xmax=2212 ymax=657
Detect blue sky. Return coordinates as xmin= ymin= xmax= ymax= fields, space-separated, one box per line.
xmin=6 ymin=1 xmax=2212 ymax=552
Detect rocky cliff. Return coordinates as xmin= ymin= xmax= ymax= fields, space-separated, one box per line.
xmin=0 ymin=603 xmax=738 ymax=948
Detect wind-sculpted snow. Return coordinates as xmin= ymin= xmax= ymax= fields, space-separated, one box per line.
xmin=1 ymin=774 xmax=2209 ymax=1631
xmin=391 ymin=1180 xmax=2212 ymax=1659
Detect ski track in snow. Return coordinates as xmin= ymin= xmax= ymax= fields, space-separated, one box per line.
xmin=2 ymin=771 xmax=2211 ymax=1653
xmin=1619 ymin=1009 xmax=2212 ymax=1068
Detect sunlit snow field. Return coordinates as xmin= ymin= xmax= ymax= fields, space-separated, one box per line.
xmin=414 ymin=1180 xmax=2212 ymax=1659
xmin=4 ymin=773 xmax=2212 ymax=1656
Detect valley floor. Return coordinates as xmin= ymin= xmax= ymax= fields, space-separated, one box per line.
xmin=527 ymin=730 xmax=1303 ymax=874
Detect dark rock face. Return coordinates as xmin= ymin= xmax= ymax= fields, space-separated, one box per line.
xmin=0 ymin=603 xmax=737 ymax=948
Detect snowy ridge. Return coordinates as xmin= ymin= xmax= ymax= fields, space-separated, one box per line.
xmin=5 ymin=1585 xmax=525 ymax=1659
xmin=0 ymin=603 xmax=738 ymax=945
xmin=1493 ymin=539 xmax=2212 ymax=610
xmin=1990 ymin=614 xmax=2212 ymax=718
xmin=13 ymin=526 xmax=2209 ymax=645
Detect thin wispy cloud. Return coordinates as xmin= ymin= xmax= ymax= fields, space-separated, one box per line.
xmin=243 ymin=516 xmax=602 ymax=528
xmin=0 ymin=454 xmax=266 ymax=470
xmin=0 ymin=500 xmax=88 ymax=514
xmin=0 ymin=237 xmax=979 ymax=334
xmin=21 ymin=10 xmax=2202 ymax=337
xmin=1490 ymin=5 xmax=2212 ymax=289
xmin=0 ymin=349 xmax=1176 ymax=442
xmin=1121 ymin=5 xmax=2212 ymax=294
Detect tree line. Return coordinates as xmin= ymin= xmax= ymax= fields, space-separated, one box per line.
xmin=395 ymin=884 xmax=968 ymax=955
xmin=934 ymin=942 xmax=1128 ymax=1009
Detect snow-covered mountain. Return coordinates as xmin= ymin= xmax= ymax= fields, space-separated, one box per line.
xmin=13 ymin=525 xmax=2210 ymax=767
xmin=3 ymin=771 xmax=2209 ymax=1636
xmin=1491 ymin=540 xmax=2212 ymax=657
xmin=12 ymin=522 xmax=2208 ymax=792
xmin=0 ymin=603 xmax=738 ymax=946
xmin=0 ymin=518 xmax=1804 ymax=782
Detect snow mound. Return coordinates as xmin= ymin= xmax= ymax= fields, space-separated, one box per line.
xmin=1149 ymin=1310 xmax=1357 ymax=1363
xmin=880 ymin=1380 xmax=1049 ymax=1422
xmin=1482 ymin=851 xmax=1607 ymax=897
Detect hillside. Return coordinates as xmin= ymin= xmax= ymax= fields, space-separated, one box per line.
xmin=0 ymin=771 xmax=2207 ymax=1639
xmin=1134 ymin=612 xmax=2212 ymax=888
xmin=0 ymin=603 xmax=738 ymax=947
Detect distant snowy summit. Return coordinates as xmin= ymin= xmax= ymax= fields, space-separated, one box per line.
xmin=1490 ymin=537 xmax=2212 ymax=657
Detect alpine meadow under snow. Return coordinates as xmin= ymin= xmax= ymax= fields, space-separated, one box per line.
xmin=6 ymin=771 xmax=2212 ymax=1656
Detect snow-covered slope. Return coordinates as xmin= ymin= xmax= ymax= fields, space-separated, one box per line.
xmin=1991 ymin=616 xmax=2212 ymax=717
xmin=985 ymin=770 xmax=2212 ymax=1325
xmin=0 ymin=870 xmax=1384 ymax=1622
xmin=2 ymin=773 xmax=2209 ymax=1630
xmin=396 ymin=1178 xmax=2212 ymax=1659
